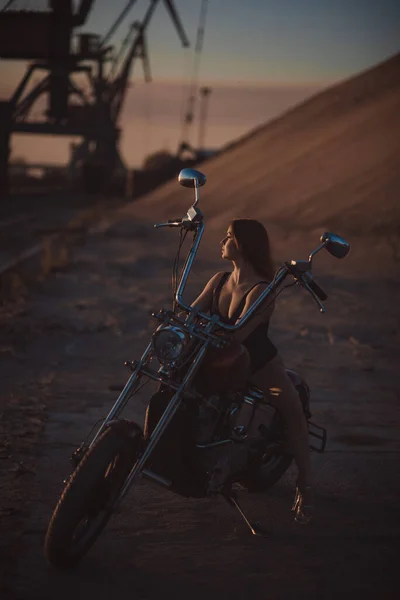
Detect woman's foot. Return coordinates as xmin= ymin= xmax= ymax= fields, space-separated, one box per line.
xmin=291 ymin=485 xmax=314 ymax=525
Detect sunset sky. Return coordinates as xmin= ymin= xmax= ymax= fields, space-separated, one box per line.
xmin=1 ymin=0 xmax=399 ymax=167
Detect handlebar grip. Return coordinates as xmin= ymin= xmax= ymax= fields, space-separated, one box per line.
xmin=308 ymin=279 xmax=328 ymax=301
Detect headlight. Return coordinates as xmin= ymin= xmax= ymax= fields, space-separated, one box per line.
xmin=152 ymin=326 xmax=187 ymax=363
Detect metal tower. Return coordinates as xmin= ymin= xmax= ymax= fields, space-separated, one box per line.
xmin=0 ymin=0 xmax=189 ymax=196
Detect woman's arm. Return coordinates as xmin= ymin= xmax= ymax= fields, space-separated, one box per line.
xmin=231 ymin=284 xmax=275 ymax=343
xmin=190 ymin=271 xmax=226 ymax=313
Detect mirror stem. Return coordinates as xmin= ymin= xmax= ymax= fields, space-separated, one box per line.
xmin=309 ymin=241 xmax=327 ymax=264
xmin=194 ymin=181 xmax=199 ymax=207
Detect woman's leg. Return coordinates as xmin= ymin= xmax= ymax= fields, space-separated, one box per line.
xmin=248 ymin=354 xmax=312 ymax=489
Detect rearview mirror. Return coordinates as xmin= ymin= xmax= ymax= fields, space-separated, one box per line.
xmin=320 ymin=232 xmax=350 ymax=259
xmin=178 ymin=168 xmax=206 ymax=189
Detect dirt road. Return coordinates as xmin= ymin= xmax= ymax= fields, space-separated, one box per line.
xmin=1 ymin=210 xmax=399 ymax=599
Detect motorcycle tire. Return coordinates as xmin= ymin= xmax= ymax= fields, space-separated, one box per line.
xmin=44 ymin=420 xmax=142 ymax=569
xmin=239 ymin=453 xmax=293 ymax=493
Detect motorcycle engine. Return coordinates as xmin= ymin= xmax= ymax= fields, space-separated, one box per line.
xmin=194 ymin=392 xmax=254 ymax=493
xmin=194 ymin=391 xmax=281 ymax=493
xmin=195 ymin=392 xmax=240 ymax=445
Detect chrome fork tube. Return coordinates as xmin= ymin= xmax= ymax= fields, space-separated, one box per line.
xmin=89 ymin=342 xmax=153 ymax=447
xmin=115 ymin=341 xmax=209 ymax=506
xmin=175 ymin=222 xmax=204 ymax=311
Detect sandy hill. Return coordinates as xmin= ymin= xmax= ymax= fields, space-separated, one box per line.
xmin=126 ymin=53 xmax=400 ymax=238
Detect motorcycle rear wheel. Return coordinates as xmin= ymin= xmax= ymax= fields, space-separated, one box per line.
xmin=44 ymin=420 xmax=142 ymax=569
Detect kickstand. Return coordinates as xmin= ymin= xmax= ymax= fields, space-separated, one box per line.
xmin=221 ymin=488 xmax=268 ymax=538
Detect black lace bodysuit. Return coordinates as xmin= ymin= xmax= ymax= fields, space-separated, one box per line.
xmin=211 ymin=272 xmax=277 ymax=374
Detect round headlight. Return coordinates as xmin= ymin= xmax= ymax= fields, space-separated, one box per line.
xmin=152 ymin=327 xmax=187 ymax=363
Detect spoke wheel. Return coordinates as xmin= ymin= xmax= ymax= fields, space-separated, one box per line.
xmin=44 ymin=420 xmax=142 ymax=569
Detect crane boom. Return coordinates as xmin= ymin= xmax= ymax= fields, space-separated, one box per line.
xmin=101 ymin=0 xmax=139 ymax=48
xmin=109 ymin=0 xmax=189 ymax=124
xmin=163 ymin=0 xmax=190 ymax=48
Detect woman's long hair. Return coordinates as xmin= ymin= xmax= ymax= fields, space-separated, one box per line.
xmin=230 ymin=218 xmax=275 ymax=281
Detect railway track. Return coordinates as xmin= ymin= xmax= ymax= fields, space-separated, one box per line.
xmin=0 ymin=209 xmax=50 ymax=276
xmin=0 ymin=195 xmax=117 ymax=284
xmin=0 ymin=211 xmax=36 ymax=233
xmin=0 ymin=207 xmax=71 ymax=278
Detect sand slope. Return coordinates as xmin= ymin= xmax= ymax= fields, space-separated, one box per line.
xmin=126 ymin=53 xmax=400 ymax=237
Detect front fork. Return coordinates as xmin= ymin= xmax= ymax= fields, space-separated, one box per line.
xmin=68 ymin=341 xmax=207 ymax=495
xmin=66 ymin=342 xmax=154 ymax=479
xmin=88 ymin=342 xmax=154 ymax=448
xmin=112 ymin=342 xmax=210 ymax=507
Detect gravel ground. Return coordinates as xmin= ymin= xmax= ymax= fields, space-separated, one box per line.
xmin=1 ymin=209 xmax=399 ymax=600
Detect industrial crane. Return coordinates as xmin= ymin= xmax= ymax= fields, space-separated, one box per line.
xmin=69 ymin=0 xmax=190 ymax=192
xmin=0 ymin=0 xmax=189 ymax=195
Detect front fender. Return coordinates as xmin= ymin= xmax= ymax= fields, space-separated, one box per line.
xmin=105 ymin=418 xmax=144 ymax=440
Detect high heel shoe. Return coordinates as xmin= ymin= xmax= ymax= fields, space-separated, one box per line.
xmin=292 ymin=485 xmax=314 ymax=525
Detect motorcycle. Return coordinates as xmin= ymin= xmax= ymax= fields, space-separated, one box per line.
xmin=44 ymin=168 xmax=350 ymax=568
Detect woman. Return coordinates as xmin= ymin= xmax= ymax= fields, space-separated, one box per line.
xmin=191 ymin=218 xmax=314 ymax=524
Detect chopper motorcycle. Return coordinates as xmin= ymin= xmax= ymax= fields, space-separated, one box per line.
xmin=44 ymin=168 xmax=350 ymax=568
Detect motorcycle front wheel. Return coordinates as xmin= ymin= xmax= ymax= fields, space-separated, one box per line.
xmin=44 ymin=420 xmax=142 ymax=569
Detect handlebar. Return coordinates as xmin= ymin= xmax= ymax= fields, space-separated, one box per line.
xmin=154 ymin=219 xmax=182 ymax=228
xmin=154 ymin=206 xmax=204 ymax=231
xmin=149 ymin=170 xmax=349 ymax=340
xmin=154 ymin=211 xmax=332 ymax=324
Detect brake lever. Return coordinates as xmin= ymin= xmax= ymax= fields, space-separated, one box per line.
xmin=302 ymin=280 xmax=326 ymax=313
